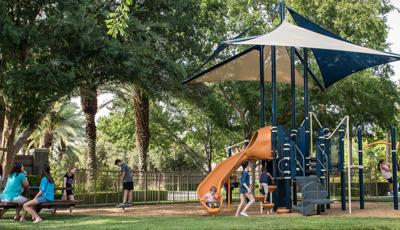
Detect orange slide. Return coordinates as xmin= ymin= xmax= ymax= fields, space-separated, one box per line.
xmin=196 ymin=127 xmax=273 ymax=214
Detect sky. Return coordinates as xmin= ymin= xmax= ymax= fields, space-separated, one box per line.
xmin=388 ymin=0 xmax=400 ymax=81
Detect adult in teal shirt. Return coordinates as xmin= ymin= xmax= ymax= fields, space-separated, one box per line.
xmin=0 ymin=162 xmax=29 ymax=220
xmin=21 ymin=165 xmax=54 ymax=223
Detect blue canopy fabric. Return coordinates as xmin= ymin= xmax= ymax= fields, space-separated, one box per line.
xmin=287 ymin=7 xmax=400 ymax=88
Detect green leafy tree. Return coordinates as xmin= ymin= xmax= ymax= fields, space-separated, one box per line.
xmin=28 ymin=101 xmax=84 ymax=160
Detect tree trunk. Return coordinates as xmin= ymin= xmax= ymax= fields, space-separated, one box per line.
xmin=205 ymin=122 xmax=213 ymax=172
xmin=0 ymin=110 xmax=18 ymax=178
xmin=81 ymin=86 xmax=98 ymax=190
xmin=42 ymin=129 xmax=53 ymax=148
xmin=58 ymin=138 xmax=66 ymax=160
xmin=132 ymin=88 xmax=150 ymax=189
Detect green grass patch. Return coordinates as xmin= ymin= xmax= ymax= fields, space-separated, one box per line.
xmin=1 ymin=213 xmax=400 ymax=230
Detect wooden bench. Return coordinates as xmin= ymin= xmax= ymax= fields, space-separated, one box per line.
xmin=0 ymin=200 xmax=83 ymax=218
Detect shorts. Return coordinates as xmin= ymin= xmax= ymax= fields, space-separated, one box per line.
xmin=123 ymin=182 xmax=134 ymax=190
xmin=387 ymin=178 xmax=393 ymax=184
xmin=36 ymin=197 xmax=50 ymax=204
xmin=1 ymin=195 xmax=28 ymax=204
xmin=66 ymin=188 xmax=74 ymax=196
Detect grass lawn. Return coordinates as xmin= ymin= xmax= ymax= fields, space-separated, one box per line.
xmin=1 ymin=213 xmax=400 ymax=230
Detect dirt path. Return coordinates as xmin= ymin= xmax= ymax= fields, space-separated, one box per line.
xmin=56 ymin=202 xmax=400 ymax=218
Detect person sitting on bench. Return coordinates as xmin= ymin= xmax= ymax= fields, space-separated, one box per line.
xmin=21 ymin=165 xmax=55 ymax=223
xmin=0 ymin=162 xmax=29 ymax=220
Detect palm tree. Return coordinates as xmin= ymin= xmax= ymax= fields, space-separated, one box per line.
xmin=28 ymin=100 xmax=85 ymax=159
xmin=104 ymin=84 xmax=149 ymax=188
xmin=80 ymin=85 xmax=98 ymax=189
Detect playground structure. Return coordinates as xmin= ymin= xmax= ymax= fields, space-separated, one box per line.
xmin=197 ymin=127 xmax=273 ymax=214
xmin=184 ymin=1 xmax=400 ymax=216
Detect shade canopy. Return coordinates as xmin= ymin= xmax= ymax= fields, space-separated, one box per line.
xmin=228 ymin=10 xmax=400 ymax=88
xmin=287 ymin=8 xmax=400 ymax=87
xmin=184 ymin=46 xmax=303 ymax=86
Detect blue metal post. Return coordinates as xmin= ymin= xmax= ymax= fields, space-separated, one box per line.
xmin=290 ymin=46 xmax=297 ymax=206
xmin=290 ymin=47 xmax=296 ymax=139
xmin=303 ymin=49 xmax=310 ymax=175
xmin=271 ymin=46 xmax=277 ymax=179
xmin=259 ymin=46 xmax=265 ymax=128
xmin=324 ymin=128 xmax=331 ymax=209
xmin=391 ymin=127 xmax=398 ymax=210
xmin=280 ymin=1 xmax=285 ymax=23
xmin=357 ymin=127 xmax=364 ymax=209
xmin=339 ymin=127 xmax=346 ymax=210
xmin=284 ymin=142 xmax=291 ymax=208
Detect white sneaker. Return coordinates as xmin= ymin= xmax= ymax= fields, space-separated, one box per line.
xmin=33 ymin=218 xmax=43 ymax=224
xmin=240 ymin=212 xmax=249 ymax=217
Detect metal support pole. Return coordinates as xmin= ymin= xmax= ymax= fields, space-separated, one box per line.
xmin=339 ymin=128 xmax=346 ymax=210
xmin=280 ymin=0 xmax=285 ymax=23
xmin=271 ymin=46 xmax=277 ymax=180
xmin=259 ymin=45 xmax=265 ymax=128
xmin=290 ymin=46 xmax=297 ymax=206
xmin=303 ymin=49 xmax=310 ymax=175
xmin=227 ymin=146 xmax=232 ymax=208
xmin=290 ymin=47 xmax=296 ymax=134
xmin=284 ymin=142 xmax=291 ymax=208
xmin=391 ymin=127 xmax=398 ymax=210
xmin=358 ymin=127 xmax=364 ymax=209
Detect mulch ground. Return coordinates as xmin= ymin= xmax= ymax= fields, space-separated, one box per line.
xmin=55 ymin=202 xmax=400 ymax=218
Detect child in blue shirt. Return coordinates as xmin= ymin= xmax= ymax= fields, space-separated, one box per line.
xmin=259 ymin=166 xmax=273 ymax=203
xmin=21 ymin=165 xmax=54 ymax=223
xmin=235 ymin=161 xmax=255 ymax=217
xmin=0 ymin=162 xmax=29 ymax=220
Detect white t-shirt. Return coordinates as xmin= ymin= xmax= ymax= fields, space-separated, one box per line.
xmin=381 ymin=164 xmax=392 ymax=179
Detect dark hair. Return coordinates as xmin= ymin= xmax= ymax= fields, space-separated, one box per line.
xmin=115 ymin=159 xmax=122 ymax=165
xmin=261 ymin=166 xmax=267 ymax=172
xmin=41 ymin=165 xmax=54 ymax=184
xmin=10 ymin=162 xmax=23 ymax=177
xmin=241 ymin=161 xmax=249 ymax=170
xmin=0 ymin=164 xmax=2 ymax=178
xmin=210 ymin=186 xmax=217 ymax=192
xmin=378 ymin=159 xmax=384 ymax=172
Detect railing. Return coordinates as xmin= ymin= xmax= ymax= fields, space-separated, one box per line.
xmin=46 ymin=169 xmax=277 ymax=206
xmin=328 ymin=168 xmax=394 ymax=200
xmin=294 ymin=145 xmax=306 ymax=176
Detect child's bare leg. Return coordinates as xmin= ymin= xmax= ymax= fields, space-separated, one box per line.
xmin=15 ymin=206 xmax=22 ymax=220
xmin=235 ymin=194 xmax=246 ymax=216
xmin=242 ymin=193 xmax=255 ymax=213
xmin=23 ymin=200 xmax=41 ymax=221
xmin=390 ymin=183 xmax=394 ymax=193
xmin=262 ymin=184 xmax=269 ymax=203
xmin=128 ymin=190 xmax=133 ymax=203
xmin=123 ymin=190 xmax=128 ymax=203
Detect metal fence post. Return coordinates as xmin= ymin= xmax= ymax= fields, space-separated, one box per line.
xmin=391 ymin=127 xmax=398 ymax=210
xmin=144 ymin=171 xmax=148 ymax=204
xmin=172 ymin=172 xmax=175 ymax=203
xmin=187 ymin=171 xmax=190 ymax=202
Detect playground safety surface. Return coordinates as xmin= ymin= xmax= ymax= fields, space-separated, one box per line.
xmin=56 ymin=202 xmax=400 ymax=218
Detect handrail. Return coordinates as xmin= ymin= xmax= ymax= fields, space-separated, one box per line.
xmin=317 ymin=145 xmax=329 ymax=172
xmin=296 ymin=160 xmax=304 ymax=174
xmin=295 ymin=145 xmax=306 ymax=176
xmin=227 ymin=139 xmax=249 ymax=149
xmin=309 ymin=112 xmax=323 ymax=129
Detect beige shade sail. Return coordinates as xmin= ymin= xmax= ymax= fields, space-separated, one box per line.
xmin=189 ymin=46 xmax=303 ymax=86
